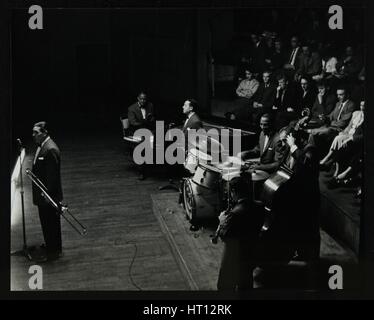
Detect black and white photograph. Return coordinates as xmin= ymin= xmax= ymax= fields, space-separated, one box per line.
xmin=3 ymin=0 xmax=374 ymax=301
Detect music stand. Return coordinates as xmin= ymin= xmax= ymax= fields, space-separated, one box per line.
xmin=11 ymin=144 xmax=35 ymax=261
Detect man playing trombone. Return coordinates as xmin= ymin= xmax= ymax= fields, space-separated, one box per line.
xmin=31 ymin=121 xmax=63 ymax=262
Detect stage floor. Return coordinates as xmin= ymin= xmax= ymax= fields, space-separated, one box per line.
xmin=10 ymin=131 xmax=359 ymax=291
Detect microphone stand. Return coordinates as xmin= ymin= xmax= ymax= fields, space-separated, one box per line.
xmin=11 ymin=141 xmax=35 ymax=260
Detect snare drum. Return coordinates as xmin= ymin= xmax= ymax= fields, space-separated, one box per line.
xmin=184 ymin=148 xmax=199 ymax=174
xmin=192 ymin=163 xmax=221 ymax=190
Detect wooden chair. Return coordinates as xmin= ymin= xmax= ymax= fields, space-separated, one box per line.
xmin=120 ymin=117 xmax=141 ymax=158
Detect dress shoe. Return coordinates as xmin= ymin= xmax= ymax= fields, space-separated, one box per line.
xmin=189 ymin=224 xmax=200 ymax=232
xmin=32 ymin=252 xmax=48 ymax=263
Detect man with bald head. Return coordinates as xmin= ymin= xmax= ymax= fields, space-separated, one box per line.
xmin=31 ymin=121 xmax=63 ymax=262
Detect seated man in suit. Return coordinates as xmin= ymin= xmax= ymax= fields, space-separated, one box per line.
xmin=284 ymin=36 xmax=302 ymax=73
xmin=273 ymin=74 xmax=300 ymax=130
xmin=182 ymin=98 xmax=203 ymax=135
xmin=298 ymin=75 xmax=316 ymax=111
xmin=309 ymin=87 xmax=356 ymax=155
xmin=127 ymin=92 xmax=156 ymax=180
xmin=251 ymin=71 xmax=277 ymax=127
xmin=238 ymin=113 xmax=280 ymax=174
xmin=127 ymin=91 xmax=155 ymax=135
xmin=303 ymin=80 xmax=336 ymax=128
xmin=181 ymin=98 xmax=204 ymax=175
xmin=294 ymin=43 xmax=322 ymax=82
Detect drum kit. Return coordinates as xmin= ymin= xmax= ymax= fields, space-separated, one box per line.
xmin=182 ymin=134 xmax=270 ymax=223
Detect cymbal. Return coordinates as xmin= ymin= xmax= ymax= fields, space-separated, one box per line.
xmin=221 ymin=170 xmax=241 ymax=181
xmin=189 ymin=148 xmax=212 ymax=161
xmin=188 ymin=134 xmax=224 ymax=155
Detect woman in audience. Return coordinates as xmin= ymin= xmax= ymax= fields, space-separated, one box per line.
xmin=320 ymin=100 xmax=364 ymax=186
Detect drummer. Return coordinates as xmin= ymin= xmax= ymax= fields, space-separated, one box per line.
xmin=237 ymin=113 xmax=281 ymax=174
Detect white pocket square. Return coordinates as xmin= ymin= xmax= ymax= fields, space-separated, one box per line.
xmin=38 ymin=157 xmax=44 ymax=160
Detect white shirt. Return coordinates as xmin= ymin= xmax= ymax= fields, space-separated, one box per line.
xmin=263 ymin=135 xmax=269 ymax=153
xmin=287 ymin=145 xmax=298 ymax=169
xmin=337 ymin=100 xmax=347 ymax=121
xmin=289 ymin=47 xmax=300 ymax=66
xmin=322 ymin=57 xmax=338 ymax=73
xmin=33 ymin=136 xmax=50 ymax=165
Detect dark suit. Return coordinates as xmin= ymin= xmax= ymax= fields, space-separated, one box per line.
xmin=241 ymin=131 xmax=280 ymax=173
xmin=217 ymin=199 xmax=264 ymax=290
xmin=310 ymin=99 xmax=355 ymax=144
xmin=182 ymin=113 xmax=203 ymax=135
xmin=274 ymin=85 xmax=300 ymax=130
xmin=252 ymin=83 xmax=277 ymax=125
xmin=32 ymin=137 xmax=63 ymax=256
xmin=298 ymin=88 xmax=317 ymax=110
xmin=328 ymin=99 xmax=356 ymax=130
xmin=286 ymin=47 xmax=302 ymax=70
xmin=296 ymin=52 xmax=322 ymax=77
xmin=127 ymin=102 xmax=155 ymax=134
xmin=310 ymin=93 xmax=337 ymax=127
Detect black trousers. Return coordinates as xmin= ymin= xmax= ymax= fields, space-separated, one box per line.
xmin=38 ymin=205 xmax=62 ymax=255
xmin=217 ymin=237 xmax=254 ymax=291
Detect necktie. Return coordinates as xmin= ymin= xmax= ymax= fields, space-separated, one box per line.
xmin=337 ymin=103 xmax=345 ymax=121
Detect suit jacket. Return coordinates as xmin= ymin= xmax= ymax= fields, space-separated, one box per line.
xmin=32 ymin=138 xmax=63 ymax=206
xmin=311 ymin=93 xmax=337 ymax=120
xmin=127 ymin=102 xmax=155 ymax=133
xmin=298 ymin=88 xmax=317 ymax=110
xmin=182 ymin=113 xmax=203 ymax=135
xmin=253 ymin=83 xmax=277 ymax=110
xmin=328 ymin=99 xmax=356 ymax=130
xmin=244 ymin=131 xmax=280 ymax=172
xmin=296 ymin=52 xmax=322 ymax=77
xmin=274 ymin=85 xmax=299 ymax=112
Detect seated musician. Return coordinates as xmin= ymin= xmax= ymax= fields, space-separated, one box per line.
xmin=216 ymin=174 xmax=264 ymax=291
xmin=256 ymin=127 xmax=320 ymax=265
xmin=127 ymin=91 xmax=156 ymax=135
xmin=238 ymin=113 xmax=280 ymax=174
xmin=127 ymin=91 xmax=156 ymax=180
xmin=182 ymin=98 xmax=203 ymax=135
xmin=182 ymin=98 xmax=204 ymax=167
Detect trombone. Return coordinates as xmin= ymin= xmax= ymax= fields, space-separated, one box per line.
xmin=25 ymin=169 xmax=87 ymax=236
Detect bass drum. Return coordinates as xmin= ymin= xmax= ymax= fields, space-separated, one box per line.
xmin=183 ymin=178 xmax=221 ymax=223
